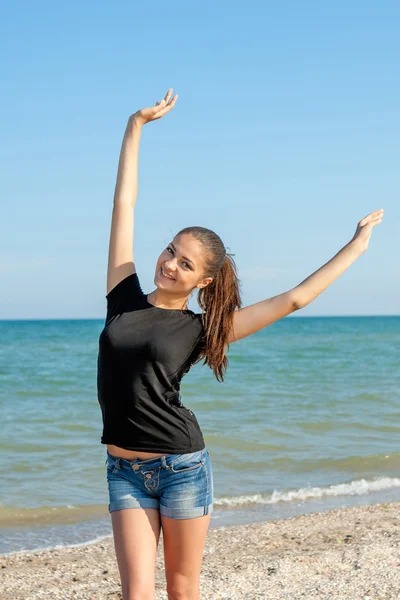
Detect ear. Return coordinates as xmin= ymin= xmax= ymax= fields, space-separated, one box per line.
xmin=197 ymin=277 xmax=213 ymax=289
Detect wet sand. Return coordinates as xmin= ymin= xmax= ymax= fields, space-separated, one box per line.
xmin=1 ymin=501 xmax=399 ymax=599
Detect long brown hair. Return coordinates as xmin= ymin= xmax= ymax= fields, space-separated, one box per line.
xmin=177 ymin=226 xmax=242 ymax=382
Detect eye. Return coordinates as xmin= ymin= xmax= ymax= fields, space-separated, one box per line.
xmin=166 ymin=247 xmax=192 ymax=270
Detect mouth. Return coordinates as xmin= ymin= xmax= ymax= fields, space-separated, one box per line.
xmin=159 ymin=266 xmax=176 ymax=281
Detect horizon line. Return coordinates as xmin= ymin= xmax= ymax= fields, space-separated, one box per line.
xmin=0 ymin=314 xmax=399 ymax=322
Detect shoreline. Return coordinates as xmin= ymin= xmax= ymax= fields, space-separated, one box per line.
xmin=1 ymin=501 xmax=399 ymax=599
xmin=3 ymin=485 xmax=400 ymax=557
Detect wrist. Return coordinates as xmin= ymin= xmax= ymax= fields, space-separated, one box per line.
xmin=349 ymin=236 xmax=366 ymax=255
xmin=126 ymin=115 xmax=143 ymax=132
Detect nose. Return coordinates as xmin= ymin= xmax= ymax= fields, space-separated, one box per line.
xmin=164 ymin=258 xmax=177 ymax=272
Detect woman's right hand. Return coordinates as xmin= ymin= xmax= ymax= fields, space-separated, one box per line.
xmin=130 ymin=88 xmax=178 ymax=127
xmin=351 ymin=209 xmax=384 ymax=253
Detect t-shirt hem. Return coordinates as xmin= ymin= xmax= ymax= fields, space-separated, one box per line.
xmin=101 ymin=439 xmax=205 ymax=454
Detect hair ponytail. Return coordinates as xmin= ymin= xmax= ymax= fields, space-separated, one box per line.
xmin=177 ymin=226 xmax=242 ymax=382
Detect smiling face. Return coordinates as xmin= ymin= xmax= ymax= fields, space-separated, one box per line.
xmin=154 ymin=233 xmax=213 ymax=295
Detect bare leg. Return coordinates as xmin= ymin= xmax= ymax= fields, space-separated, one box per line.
xmin=111 ymin=507 xmax=161 ymax=600
xmin=161 ymin=513 xmax=211 ymax=600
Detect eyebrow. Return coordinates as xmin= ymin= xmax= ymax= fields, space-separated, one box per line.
xmin=170 ymin=242 xmax=195 ymax=266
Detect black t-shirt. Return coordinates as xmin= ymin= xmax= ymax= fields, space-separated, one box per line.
xmin=97 ymin=271 xmax=206 ymax=453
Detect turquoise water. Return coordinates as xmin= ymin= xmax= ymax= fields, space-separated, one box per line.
xmin=1 ymin=316 xmax=399 ymax=554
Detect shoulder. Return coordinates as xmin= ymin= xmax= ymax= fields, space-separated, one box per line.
xmin=105 ymin=271 xmax=145 ymax=326
xmin=106 ymin=271 xmax=143 ymax=300
xmin=191 ymin=311 xmax=205 ymax=328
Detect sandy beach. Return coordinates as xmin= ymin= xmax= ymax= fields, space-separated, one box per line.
xmin=1 ymin=501 xmax=399 ymax=599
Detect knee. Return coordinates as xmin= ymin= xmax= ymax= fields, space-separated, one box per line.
xmin=167 ymin=584 xmax=199 ymax=600
xmin=124 ymin=588 xmax=154 ymax=600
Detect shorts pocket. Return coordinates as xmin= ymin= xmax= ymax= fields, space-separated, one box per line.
xmin=170 ymin=451 xmax=205 ymax=473
xmin=105 ymin=454 xmax=118 ymax=474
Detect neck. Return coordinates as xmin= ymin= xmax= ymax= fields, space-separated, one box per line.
xmin=148 ymin=288 xmax=190 ymax=310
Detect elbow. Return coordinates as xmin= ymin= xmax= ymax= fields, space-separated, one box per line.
xmin=290 ymin=287 xmax=311 ymax=312
xmin=291 ymin=294 xmax=306 ymax=312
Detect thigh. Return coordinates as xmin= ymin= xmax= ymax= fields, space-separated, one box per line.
xmin=106 ymin=452 xmax=162 ymax=598
xmin=159 ymin=449 xmax=214 ymax=598
xmin=161 ymin=513 xmax=211 ymax=600
xmin=111 ymin=507 xmax=161 ymax=599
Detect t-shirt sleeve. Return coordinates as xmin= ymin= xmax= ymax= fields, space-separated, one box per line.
xmin=105 ymin=271 xmax=144 ymax=325
xmin=184 ymin=317 xmax=206 ymax=372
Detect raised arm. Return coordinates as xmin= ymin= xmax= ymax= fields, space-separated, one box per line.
xmin=228 ymin=209 xmax=384 ymax=344
xmin=106 ymin=89 xmax=178 ymax=296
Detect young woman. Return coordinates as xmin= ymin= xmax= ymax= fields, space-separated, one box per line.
xmin=97 ymin=88 xmax=384 ymax=600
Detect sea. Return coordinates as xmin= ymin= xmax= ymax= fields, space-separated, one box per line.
xmin=1 ymin=316 xmax=399 ymax=555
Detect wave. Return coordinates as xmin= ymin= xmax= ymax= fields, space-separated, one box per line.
xmin=1 ymin=533 xmax=113 ymax=557
xmin=2 ymin=476 xmax=399 ymax=556
xmin=214 ymin=476 xmax=400 ymax=507
xmin=0 ymin=503 xmax=107 ymax=528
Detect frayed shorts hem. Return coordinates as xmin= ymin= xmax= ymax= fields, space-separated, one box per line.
xmin=109 ymin=501 xmax=213 ymax=519
xmin=108 ymin=498 xmax=158 ymax=513
xmin=161 ymin=502 xmax=213 ymax=519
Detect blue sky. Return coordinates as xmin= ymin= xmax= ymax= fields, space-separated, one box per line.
xmin=1 ymin=1 xmax=399 ymax=319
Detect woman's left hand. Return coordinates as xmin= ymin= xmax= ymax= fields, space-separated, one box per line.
xmin=351 ymin=209 xmax=384 ymax=252
xmin=130 ymin=88 xmax=178 ymax=127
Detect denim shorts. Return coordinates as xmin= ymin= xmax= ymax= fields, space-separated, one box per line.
xmin=105 ymin=448 xmax=213 ymax=519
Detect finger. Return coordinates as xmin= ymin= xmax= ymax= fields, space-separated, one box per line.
xmin=163 ymin=94 xmax=178 ymax=110
xmin=156 ymin=91 xmax=176 ymax=110
xmin=369 ymin=212 xmax=384 ymax=224
xmin=152 ymin=108 xmax=171 ymax=120
xmin=152 ymin=95 xmax=179 ymax=120
xmin=164 ymin=88 xmax=173 ymax=104
xmin=370 ymin=209 xmax=384 ymax=220
xmin=153 ymin=99 xmax=166 ymax=113
xmin=361 ymin=217 xmax=383 ymax=230
xmin=359 ymin=209 xmax=384 ymax=227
